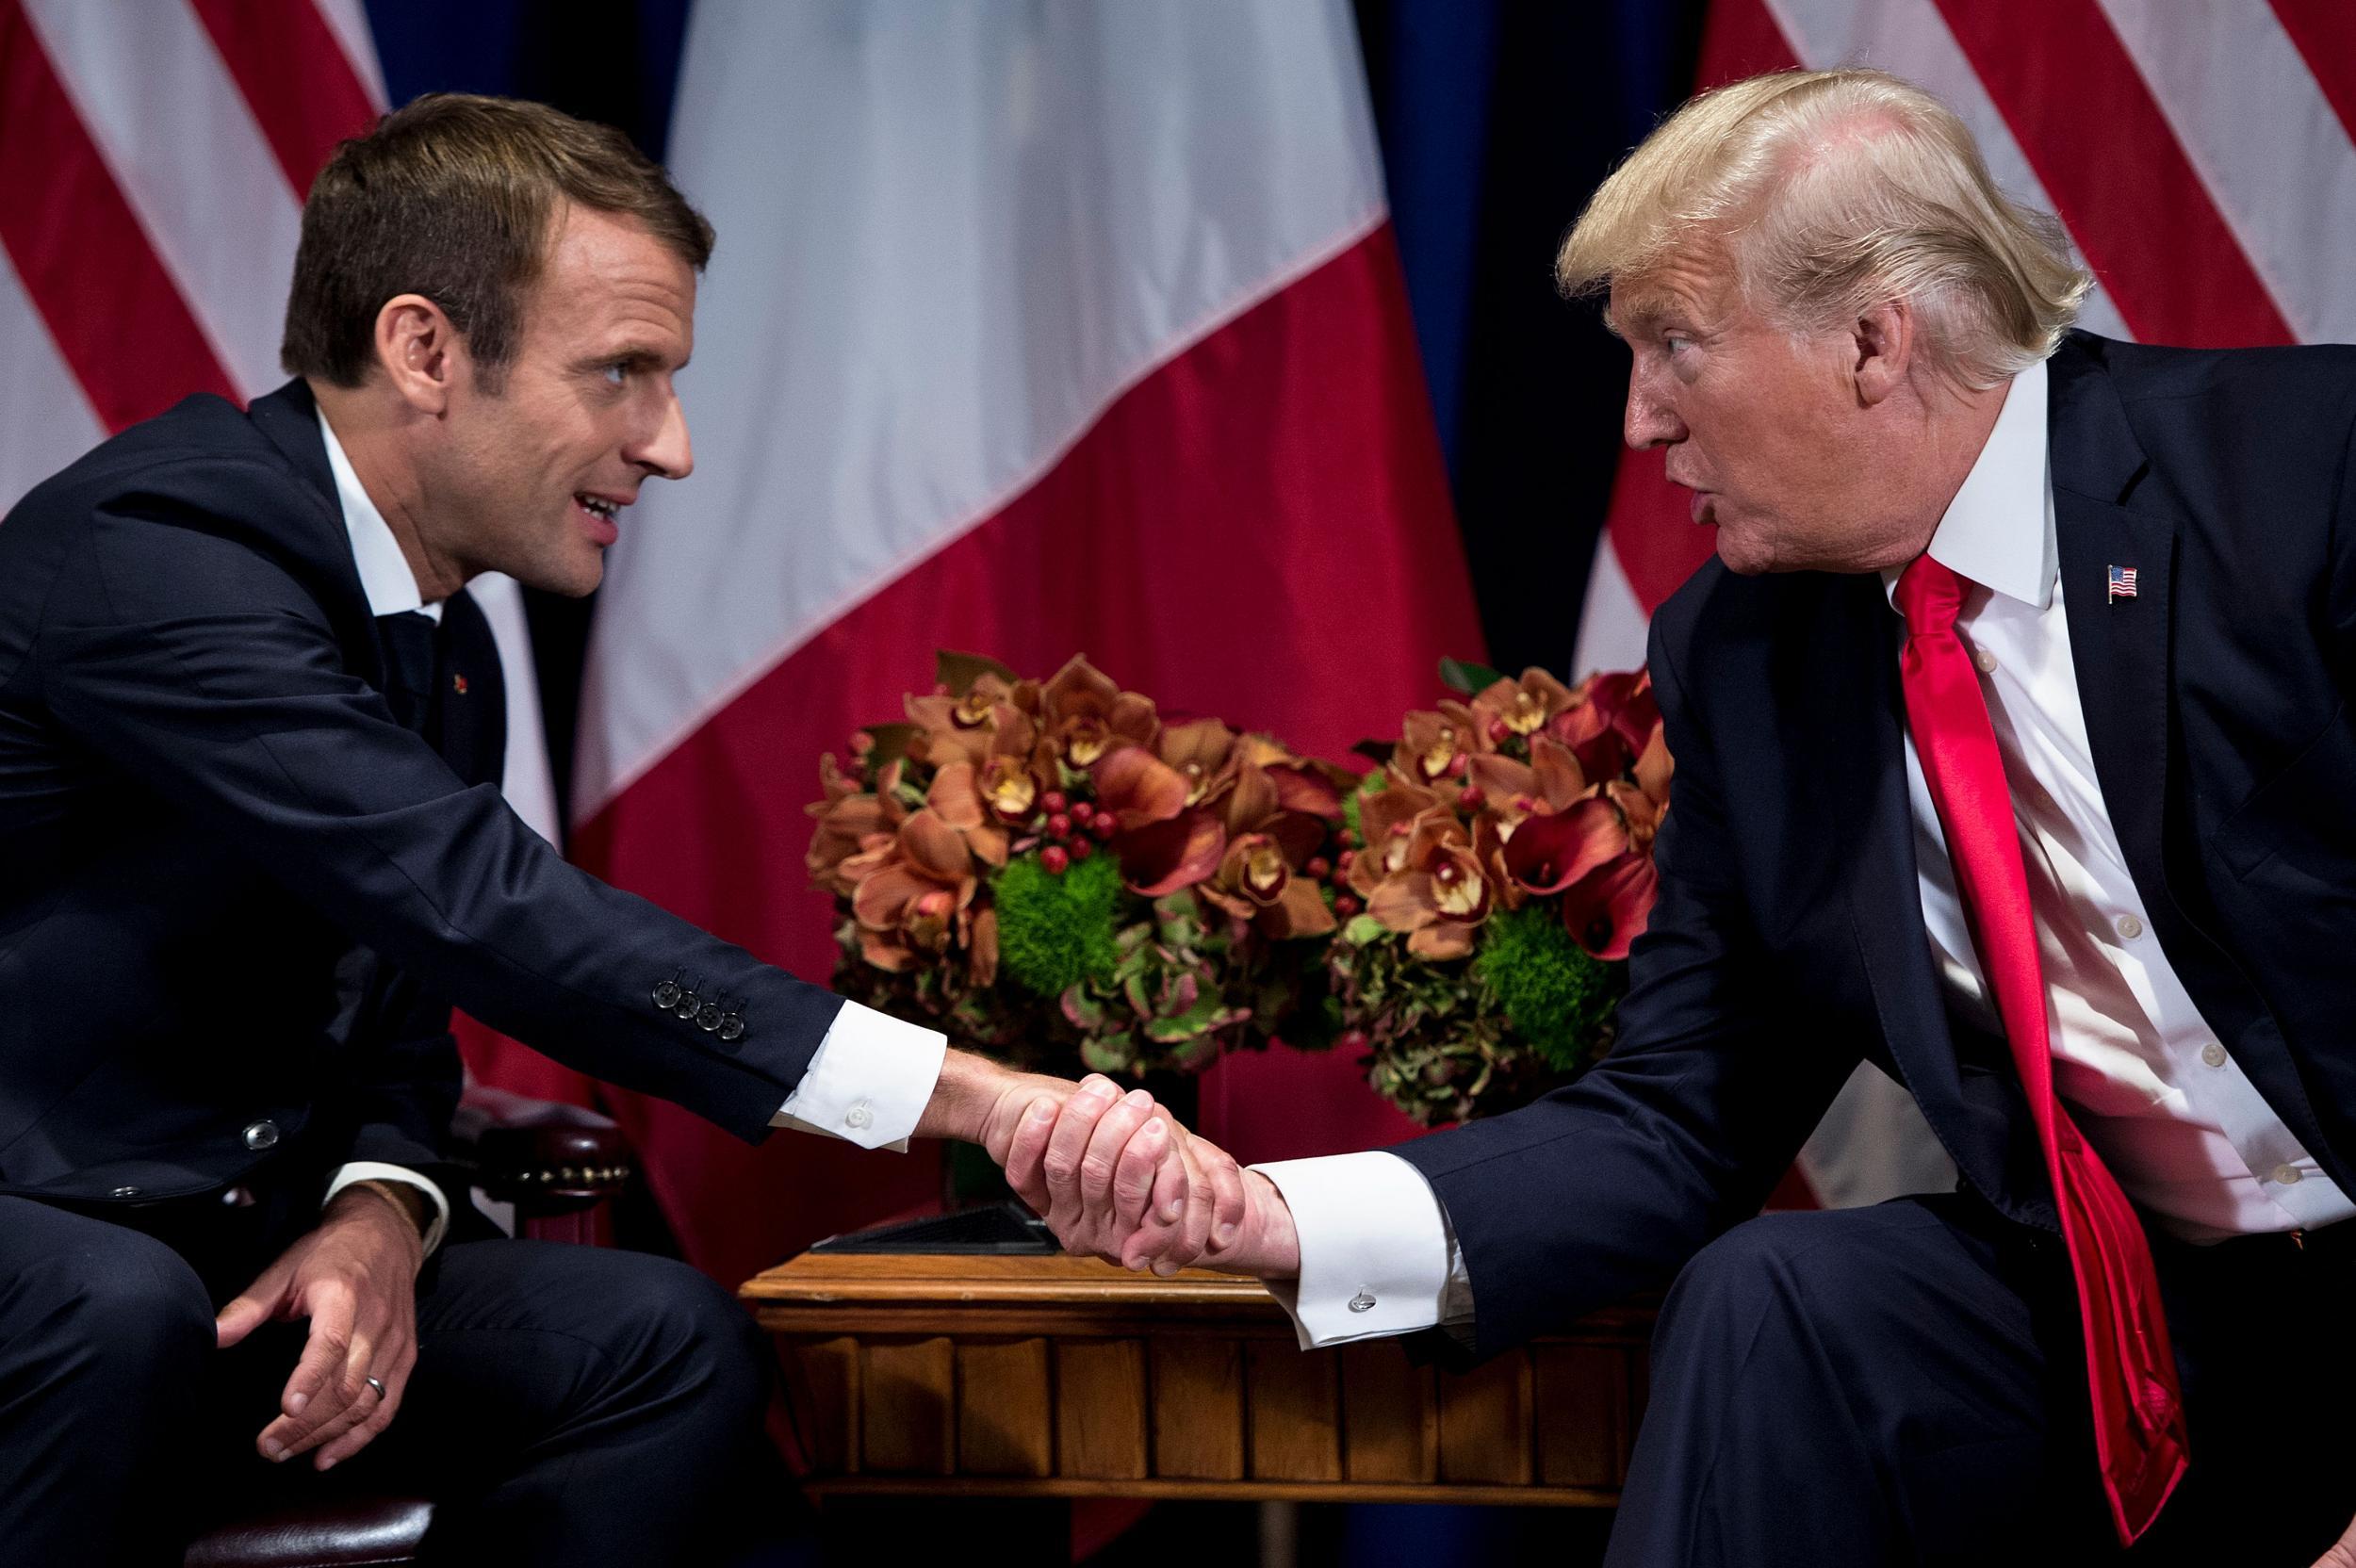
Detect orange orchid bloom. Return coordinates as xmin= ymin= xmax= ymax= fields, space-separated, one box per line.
xmin=1039 ymin=655 xmax=1158 ymax=767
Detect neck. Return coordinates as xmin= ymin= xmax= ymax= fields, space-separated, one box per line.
xmin=309 ymin=379 xmax=469 ymax=605
xmin=1881 ymin=375 xmax=2013 ymax=568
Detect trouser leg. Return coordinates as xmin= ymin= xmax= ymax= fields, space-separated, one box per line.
xmin=0 ymin=1196 xmax=220 ymax=1567
xmin=1605 ymin=1195 xmax=2109 ymax=1568
xmin=322 ymin=1239 xmax=792 ymax=1568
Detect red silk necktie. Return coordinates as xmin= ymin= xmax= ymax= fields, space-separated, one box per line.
xmin=1894 ymin=554 xmax=2188 ymax=1544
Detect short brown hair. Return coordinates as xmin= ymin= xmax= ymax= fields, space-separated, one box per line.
xmin=281 ymin=93 xmax=714 ymax=390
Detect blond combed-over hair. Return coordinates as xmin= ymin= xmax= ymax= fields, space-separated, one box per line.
xmin=1559 ymin=69 xmax=2090 ymax=387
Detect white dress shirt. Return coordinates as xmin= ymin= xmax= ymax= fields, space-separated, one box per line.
xmin=317 ymin=412 xmax=946 ymax=1254
xmin=1255 ymin=356 xmax=2352 ymax=1349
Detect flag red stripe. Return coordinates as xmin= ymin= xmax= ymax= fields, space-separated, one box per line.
xmin=0 ymin=0 xmax=238 ymax=430
xmin=1931 ymin=0 xmax=2295 ymax=348
xmin=1597 ymin=0 xmax=1801 ymax=615
xmin=188 ymin=0 xmax=380 ymax=198
xmin=2267 ymin=0 xmax=2356 ymax=155
xmin=565 ymin=226 xmax=1478 ymax=1284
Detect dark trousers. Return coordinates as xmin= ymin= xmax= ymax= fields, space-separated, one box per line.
xmin=0 ymin=1194 xmax=793 ymax=1566
xmin=1610 ymin=1193 xmax=2356 ymax=1567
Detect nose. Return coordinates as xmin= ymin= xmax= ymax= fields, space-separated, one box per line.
xmin=1623 ymin=360 xmax=1687 ymax=450
xmin=631 ymin=390 xmax=694 ymax=482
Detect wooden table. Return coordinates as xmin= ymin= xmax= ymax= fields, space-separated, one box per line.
xmin=743 ymin=1250 xmax=1656 ymax=1509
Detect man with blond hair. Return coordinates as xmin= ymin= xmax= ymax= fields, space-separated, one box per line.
xmin=1031 ymin=68 xmax=2356 ymax=1565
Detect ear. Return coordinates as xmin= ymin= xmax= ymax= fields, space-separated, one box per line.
xmin=1849 ymin=297 xmax=1915 ymax=407
xmin=371 ymin=294 xmax=472 ymax=416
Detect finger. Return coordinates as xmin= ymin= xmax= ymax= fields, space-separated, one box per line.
xmin=1003 ymin=1097 xmax=1060 ymax=1212
xmin=1156 ymin=1135 xmax=1218 ymax=1277
xmin=1041 ymin=1077 xmax=1121 ymax=1214
xmin=259 ymin=1289 xmax=360 ymax=1461
xmin=1202 ymin=1138 xmax=1248 ymax=1257
xmin=1109 ymin=1115 xmax=1166 ymax=1237
xmin=271 ymin=1309 xmax=382 ymax=1460
xmin=316 ymin=1335 xmax=412 ymax=1471
xmin=1079 ymin=1088 xmax=1154 ymax=1218
xmin=214 ymin=1259 xmax=294 ymax=1349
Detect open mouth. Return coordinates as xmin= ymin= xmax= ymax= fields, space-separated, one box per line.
xmin=574 ymin=493 xmax=624 ymax=543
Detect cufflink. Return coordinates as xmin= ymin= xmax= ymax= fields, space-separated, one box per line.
xmin=1348 ymin=1290 xmax=1377 ymax=1314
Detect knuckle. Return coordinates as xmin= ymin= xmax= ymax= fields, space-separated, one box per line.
xmin=1041 ymin=1155 xmax=1079 ymax=1185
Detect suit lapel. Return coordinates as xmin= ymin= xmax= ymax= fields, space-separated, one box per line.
xmin=2048 ymin=337 xmax=2181 ymax=915
xmin=245 ymin=379 xmax=384 ymax=679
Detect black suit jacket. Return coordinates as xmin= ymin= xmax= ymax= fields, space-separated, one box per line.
xmin=0 ymin=381 xmax=844 ymax=1219
xmin=1394 ymin=332 xmax=2356 ymax=1363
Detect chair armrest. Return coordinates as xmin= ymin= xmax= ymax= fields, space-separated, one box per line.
xmin=451 ymin=1085 xmax=633 ymax=1219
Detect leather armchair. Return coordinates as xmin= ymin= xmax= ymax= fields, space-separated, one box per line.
xmin=182 ymin=1087 xmax=633 ymax=1568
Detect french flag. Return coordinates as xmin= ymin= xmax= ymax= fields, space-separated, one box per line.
xmin=514 ymin=2 xmax=1489 ymax=1286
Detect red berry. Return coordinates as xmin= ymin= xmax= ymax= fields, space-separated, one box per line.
xmin=1333 ymin=894 xmax=1361 ymax=917
xmin=1306 ymin=856 xmax=1332 ymax=879
xmin=1089 ymin=813 xmax=1118 ymax=841
xmin=1336 ymin=849 xmax=1356 ymax=872
xmin=1070 ymin=837 xmax=1095 ymax=860
xmin=1488 ymin=717 xmax=1511 ymax=744
xmin=1046 ymin=812 xmax=1072 ymax=838
xmin=1457 ymin=785 xmax=1485 ymax=810
xmin=1337 ymin=1028 xmax=1371 ymax=1054
xmin=1341 ymin=829 xmax=1361 ymax=849
xmin=1041 ymin=845 xmax=1070 ymax=874
xmin=1041 ymin=791 xmax=1068 ymax=814
xmin=1445 ymin=750 xmax=1469 ymax=778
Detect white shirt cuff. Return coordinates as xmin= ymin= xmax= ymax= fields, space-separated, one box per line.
xmin=323 ymin=1161 xmax=451 ymax=1256
xmin=1251 ymin=1151 xmax=1464 ymax=1349
xmin=770 ymin=1000 xmax=947 ymax=1152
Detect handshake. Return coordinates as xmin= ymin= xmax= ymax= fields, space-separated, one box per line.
xmin=929 ymin=1054 xmax=1301 ymax=1281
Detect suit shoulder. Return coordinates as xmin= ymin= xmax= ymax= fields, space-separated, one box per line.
xmin=2090 ymin=335 xmax=2356 ymax=429
xmin=6 ymin=394 xmax=316 ymax=530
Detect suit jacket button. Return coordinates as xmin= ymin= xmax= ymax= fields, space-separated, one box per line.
xmin=243 ymin=1120 xmax=280 ymax=1152
xmin=221 ymin=1185 xmax=256 ymax=1208
xmin=652 ymin=980 xmax=682 ymax=1009
xmin=109 ymin=1185 xmax=140 ymax=1200
xmin=673 ymin=990 xmax=701 ymax=1021
xmin=717 ymin=1014 xmax=744 ymax=1042
xmin=695 ymin=1004 xmax=723 ymax=1032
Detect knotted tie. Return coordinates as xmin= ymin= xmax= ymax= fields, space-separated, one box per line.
xmin=1893 ymin=554 xmax=2187 ymax=1544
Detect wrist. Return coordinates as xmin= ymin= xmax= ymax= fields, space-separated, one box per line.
xmin=1220 ymin=1170 xmax=1301 ymax=1281
xmin=331 ymin=1180 xmax=429 ymax=1250
xmin=915 ymin=1048 xmax=1019 ymax=1145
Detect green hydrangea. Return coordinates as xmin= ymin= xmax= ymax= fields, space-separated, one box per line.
xmin=993 ymin=851 xmax=1122 ymax=998
xmin=1472 ymin=904 xmax=1622 ymax=1072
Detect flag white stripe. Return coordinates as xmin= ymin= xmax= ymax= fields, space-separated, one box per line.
xmin=313 ymin=0 xmax=391 ymax=112
xmin=578 ymin=0 xmax=1390 ymax=819
xmin=2095 ymin=0 xmax=2356 ymax=346
xmin=1762 ymin=0 xmax=2135 ymax=342
xmin=20 ymin=0 xmax=306 ymax=400
xmin=0 ymin=248 xmax=106 ymax=516
xmin=1569 ymin=531 xmax=1652 ymax=681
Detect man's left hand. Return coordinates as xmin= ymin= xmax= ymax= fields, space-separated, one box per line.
xmin=2314 ymin=1512 xmax=2356 ymax=1568
xmin=214 ymin=1183 xmax=426 ymax=1471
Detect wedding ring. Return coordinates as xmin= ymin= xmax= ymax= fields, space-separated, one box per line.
xmin=364 ymin=1376 xmax=387 ymax=1399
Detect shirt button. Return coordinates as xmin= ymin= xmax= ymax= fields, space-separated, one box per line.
xmin=1972 ymin=646 xmax=1998 ymax=674
xmin=1348 ymin=1291 xmax=1377 ymax=1314
xmin=2272 ymin=1164 xmax=2304 ymax=1186
xmin=844 ymin=1102 xmax=874 ymax=1132
xmin=2201 ymin=1042 xmax=2228 ymax=1069
xmin=242 ymin=1119 xmax=280 ymax=1152
xmin=2115 ymin=913 xmax=2144 ymax=940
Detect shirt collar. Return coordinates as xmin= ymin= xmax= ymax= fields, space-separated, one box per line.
xmin=317 ymin=405 xmax=442 ymax=625
xmin=1881 ymin=354 xmax=2056 ymax=612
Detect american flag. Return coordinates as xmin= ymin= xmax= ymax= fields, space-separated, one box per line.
xmin=2109 ymin=564 xmax=2140 ymax=600
xmin=0 ymin=0 xmax=558 ymax=843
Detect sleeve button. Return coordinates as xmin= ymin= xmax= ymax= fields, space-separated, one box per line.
xmin=717 ymin=1014 xmax=745 ymax=1042
xmin=652 ymin=981 xmax=682 ymax=1009
xmin=695 ymin=1004 xmax=723 ymax=1032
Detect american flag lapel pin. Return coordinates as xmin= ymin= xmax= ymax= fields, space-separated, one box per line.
xmin=2107 ymin=564 xmax=2138 ymax=602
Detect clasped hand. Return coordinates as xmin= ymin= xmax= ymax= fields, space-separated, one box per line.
xmin=984 ymin=1072 xmax=1299 ymax=1279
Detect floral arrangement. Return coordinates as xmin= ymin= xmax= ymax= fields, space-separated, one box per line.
xmin=806 ymin=653 xmax=1356 ymax=1079
xmin=806 ymin=652 xmax=1672 ymax=1122
xmin=1328 ymin=662 xmax=1672 ymax=1123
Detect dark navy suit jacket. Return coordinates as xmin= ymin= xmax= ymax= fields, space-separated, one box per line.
xmin=0 ymin=381 xmax=844 ymax=1220
xmin=1394 ymin=332 xmax=2356 ymax=1363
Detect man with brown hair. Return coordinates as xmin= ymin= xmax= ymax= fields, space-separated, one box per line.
xmin=0 ymin=93 xmax=1238 ymax=1565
